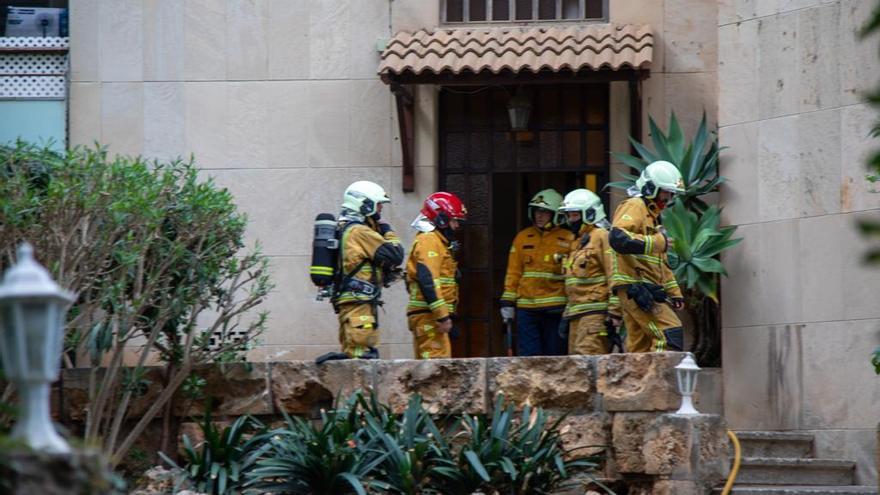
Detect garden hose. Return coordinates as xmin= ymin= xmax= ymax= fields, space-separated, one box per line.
xmin=721 ymin=429 xmax=741 ymax=495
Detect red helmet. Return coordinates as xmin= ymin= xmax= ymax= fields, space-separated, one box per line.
xmin=421 ymin=192 xmax=467 ymax=228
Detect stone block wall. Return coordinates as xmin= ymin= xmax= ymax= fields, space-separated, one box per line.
xmin=717 ymin=0 xmax=880 ymax=484
xmin=60 ymin=353 xmax=730 ymax=492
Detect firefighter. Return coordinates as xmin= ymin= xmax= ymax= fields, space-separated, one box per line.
xmin=558 ymin=189 xmax=621 ymax=355
xmin=331 ymin=180 xmax=404 ymax=359
xmin=406 ymin=192 xmax=468 ymax=359
xmin=500 ymin=189 xmax=574 ymax=356
xmin=609 ymin=160 xmax=685 ymax=353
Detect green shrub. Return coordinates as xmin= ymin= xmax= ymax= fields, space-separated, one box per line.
xmin=0 ymin=142 xmax=272 ymax=464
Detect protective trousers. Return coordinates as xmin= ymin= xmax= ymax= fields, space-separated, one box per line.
xmin=568 ymin=313 xmax=609 ymax=355
xmin=408 ymin=312 xmax=451 ymax=359
xmin=337 ymin=303 xmax=378 ymax=357
xmin=616 ymin=288 xmax=683 ymax=352
xmin=517 ymin=308 xmax=566 ymax=356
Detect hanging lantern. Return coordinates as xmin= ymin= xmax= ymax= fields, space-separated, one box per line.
xmin=674 ymin=352 xmax=701 ymax=415
xmin=507 ymin=87 xmax=532 ymax=132
xmin=0 ymin=243 xmax=75 ymax=453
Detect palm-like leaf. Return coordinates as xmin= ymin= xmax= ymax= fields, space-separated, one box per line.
xmin=664 ymin=201 xmax=742 ymax=302
xmin=609 ymin=112 xmax=725 ymax=213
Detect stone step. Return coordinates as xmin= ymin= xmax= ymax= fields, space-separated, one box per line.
xmin=736 ymin=457 xmax=856 ymax=486
xmin=735 ymin=431 xmax=815 ymax=458
xmin=714 ymin=485 xmax=878 ymax=495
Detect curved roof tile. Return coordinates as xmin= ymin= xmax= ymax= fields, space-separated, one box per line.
xmin=379 ymin=24 xmax=653 ymax=76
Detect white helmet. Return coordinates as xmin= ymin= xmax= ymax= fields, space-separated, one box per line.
xmin=342 ymin=181 xmax=391 ymax=216
xmin=635 ymin=160 xmax=685 ymax=199
xmin=559 ymin=189 xmax=606 ymax=225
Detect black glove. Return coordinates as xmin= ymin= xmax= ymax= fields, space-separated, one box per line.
xmin=626 ymin=284 xmax=655 ymax=312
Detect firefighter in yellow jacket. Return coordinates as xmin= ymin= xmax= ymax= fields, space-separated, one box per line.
xmin=500 ymin=189 xmax=574 ymax=356
xmin=609 ymin=161 xmax=685 ymax=353
xmin=558 ymin=189 xmax=621 ymax=355
xmin=330 ymin=181 xmax=404 ymax=359
xmin=406 ymin=192 xmax=468 ymax=359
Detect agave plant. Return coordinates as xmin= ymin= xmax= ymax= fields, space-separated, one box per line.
xmin=609 ymin=112 xmax=723 ymax=213
xmin=159 ymin=408 xmax=269 ymax=495
xmin=245 ymin=397 xmax=390 ymax=495
xmin=662 ymin=201 xmax=742 ymax=302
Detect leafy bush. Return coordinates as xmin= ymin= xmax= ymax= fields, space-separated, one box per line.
xmin=160 ymin=407 xmax=269 ymax=495
xmin=0 ymin=142 xmax=272 ymax=464
xmin=663 ymin=202 xmax=742 ymax=302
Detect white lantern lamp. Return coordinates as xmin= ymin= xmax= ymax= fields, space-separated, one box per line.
xmin=507 ymin=87 xmax=532 ymax=132
xmin=674 ymin=352 xmax=701 ymax=415
xmin=0 ymin=243 xmax=75 ymax=453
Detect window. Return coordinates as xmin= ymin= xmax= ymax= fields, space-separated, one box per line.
xmin=442 ymin=0 xmax=605 ymax=23
xmin=1 ymin=1 xmax=68 ymax=37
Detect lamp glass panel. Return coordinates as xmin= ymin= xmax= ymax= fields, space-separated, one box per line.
xmin=22 ymin=302 xmax=50 ymax=380
xmin=0 ymin=304 xmax=24 ymax=379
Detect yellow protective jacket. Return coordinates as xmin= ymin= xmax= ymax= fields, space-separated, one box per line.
xmin=562 ymin=224 xmax=620 ymax=319
xmin=501 ymin=226 xmax=574 ymax=309
xmin=608 ymin=198 xmax=682 ymax=299
xmin=335 ymin=218 xmax=404 ymax=306
xmin=405 ymin=230 xmax=459 ymax=321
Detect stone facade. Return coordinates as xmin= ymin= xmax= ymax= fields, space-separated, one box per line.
xmin=60 ymin=353 xmax=729 ymax=492
xmin=718 ymin=0 xmax=880 ymax=485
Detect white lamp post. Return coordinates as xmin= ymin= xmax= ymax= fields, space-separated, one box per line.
xmin=674 ymin=352 xmax=700 ymax=415
xmin=507 ymin=87 xmax=532 ymax=132
xmin=0 ymin=243 xmax=74 ymax=453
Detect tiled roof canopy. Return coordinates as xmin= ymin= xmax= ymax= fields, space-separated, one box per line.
xmin=378 ymin=24 xmax=652 ymax=78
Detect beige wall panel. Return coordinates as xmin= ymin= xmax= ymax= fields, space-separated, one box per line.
xmin=226 ymin=82 xmax=269 ymax=168
xmin=664 ymin=72 xmax=717 ymax=138
xmin=841 ymin=211 xmax=880 ymax=321
xmin=841 ymin=103 xmax=880 ymax=213
xmin=663 ymin=0 xmax=717 ymax=73
xmin=349 ymin=0 xmax=390 ymax=79
xmin=309 ymin=0 xmax=351 ymax=79
xmin=226 ymin=0 xmax=269 ymax=80
xmin=800 ymin=319 xmax=880 ymax=430
xmin=839 ymin=0 xmax=880 ymax=106
xmin=718 ymin=0 xmax=757 ymax=25
xmin=413 ymin=85 xmax=439 ymax=168
xmin=640 ymin=74 xmax=665 ymax=136
xmin=757 ymin=115 xmax=801 ymax=222
xmin=797 ymin=107 xmax=841 ymax=217
xmin=796 ymin=4 xmax=841 ymax=113
xmin=813 ymin=429 xmax=878 ymax=485
xmin=757 ymin=11 xmax=799 ymax=120
xmin=68 ymin=82 xmax=102 ymax=147
xmin=143 ymin=0 xmax=186 ymax=81
xmin=99 ymin=0 xmax=143 ymax=82
xmin=101 ymin=82 xmax=144 ymax=156
xmin=721 ymin=324 xmax=804 ymax=430
xmin=391 ymin=0 xmax=439 ymax=32
xmin=350 ymin=80 xmax=393 ymax=167
xmin=185 ymin=82 xmax=229 ymax=168
xmin=185 ymin=0 xmax=227 ymax=80
xmin=308 ymin=80 xmax=352 ymax=166
xmin=797 ymin=213 xmax=848 ymax=323
xmin=718 ymin=122 xmax=759 ymax=226
xmin=69 ymin=0 xmax=99 ymax=82
xmin=143 ymin=82 xmax=186 ymax=161
xmin=718 ymin=21 xmax=759 ymax=126
xmin=268 ymin=0 xmax=311 ymax=80
xmin=264 ymin=81 xmax=310 ymax=167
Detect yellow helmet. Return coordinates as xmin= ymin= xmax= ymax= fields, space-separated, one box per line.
xmin=559 ymin=189 xmax=607 ymax=225
xmin=528 ymin=188 xmax=564 ymax=226
xmin=635 ymin=161 xmax=685 ymax=198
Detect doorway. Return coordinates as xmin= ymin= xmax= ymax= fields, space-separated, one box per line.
xmin=438 ymin=83 xmax=612 ymax=357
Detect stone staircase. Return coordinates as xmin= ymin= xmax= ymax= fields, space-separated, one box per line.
xmin=714 ymin=431 xmax=877 ymax=494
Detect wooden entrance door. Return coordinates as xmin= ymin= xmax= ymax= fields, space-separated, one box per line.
xmin=439 ymin=83 xmax=612 ymax=357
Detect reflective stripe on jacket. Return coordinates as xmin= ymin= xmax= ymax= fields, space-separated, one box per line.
xmin=562 ymin=224 xmax=620 ymax=319
xmin=336 ymin=221 xmax=403 ymax=305
xmin=405 ymin=230 xmax=459 ymax=321
xmin=501 ymin=225 xmax=573 ymax=309
xmin=608 ymin=198 xmax=682 ymax=299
